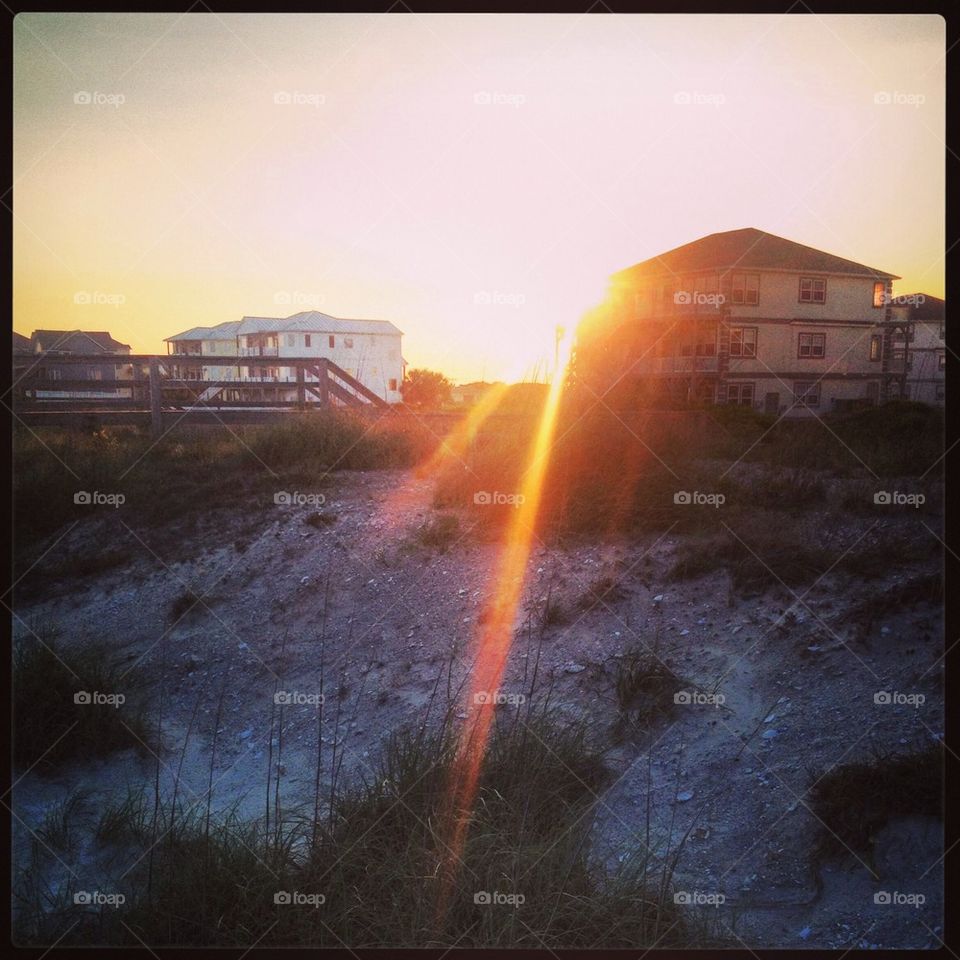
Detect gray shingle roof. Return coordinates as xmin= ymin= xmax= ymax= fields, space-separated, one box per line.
xmin=613 ymin=228 xmax=899 ymax=281
xmin=166 ymin=312 xmax=403 ymax=341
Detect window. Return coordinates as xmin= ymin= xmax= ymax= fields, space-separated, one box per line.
xmin=388 ymin=378 xmax=398 ymax=391
xmin=798 ymin=333 xmax=826 ymax=358
xmin=304 ymin=334 xmax=311 ymax=348
xmin=939 ymin=353 xmax=946 ymax=371
xmin=873 ymin=282 xmax=886 ymax=308
xmin=938 ymin=325 xmax=945 ymax=341
xmin=729 ymin=327 xmax=757 ymax=357
xmin=328 ymin=335 xmax=335 ymax=348
xmin=731 ymin=273 xmax=760 ymax=305
xmin=726 ymin=382 xmax=754 ymax=406
xmin=694 ymin=273 xmax=718 ymax=295
xmin=793 ymin=381 xmax=820 ymax=407
xmin=344 ymin=337 xmax=354 ymax=349
xmin=286 ymin=335 xmax=295 ymax=347
xmin=799 ymin=277 xmax=826 ymax=304
xmin=870 ymin=335 xmax=882 ymax=361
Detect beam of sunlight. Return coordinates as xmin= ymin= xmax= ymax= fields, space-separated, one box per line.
xmin=360 ymin=383 xmax=511 ymax=543
xmin=434 ymin=332 xmax=575 ymax=925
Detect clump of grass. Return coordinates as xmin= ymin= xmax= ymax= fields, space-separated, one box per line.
xmin=808 ymin=745 xmax=941 ymax=859
xmin=720 ymin=467 xmax=826 ymax=510
xmin=35 ymin=790 xmax=90 ymax=854
xmin=541 ymin=596 xmax=570 ymax=627
xmin=16 ymin=706 xmax=713 ymax=948
xmin=614 ymin=647 xmax=683 ymax=730
xmin=13 ymin=626 xmax=150 ymax=770
xmin=413 ymin=513 xmax=460 ymax=552
xmin=577 ymin=575 xmax=628 ymax=612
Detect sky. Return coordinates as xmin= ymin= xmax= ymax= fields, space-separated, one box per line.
xmin=13 ymin=13 xmax=945 ymax=383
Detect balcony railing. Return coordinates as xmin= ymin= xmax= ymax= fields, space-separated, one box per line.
xmin=239 ymin=346 xmax=279 ymax=357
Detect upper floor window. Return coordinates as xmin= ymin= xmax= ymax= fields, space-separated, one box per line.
xmin=304 ymin=334 xmax=312 ymax=348
xmin=938 ymin=353 xmax=946 ymax=371
xmin=869 ymin=335 xmax=882 ymax=361
xmin=798 ymin=332 xmax=826 ymax=358
xmin=286 ymin=335 xmax=295 ymax=347
xmin=729 ymin=326 xmax=757 ymax=357
xmin=388 ymin=378 xmax=398 ymax=391
xmin=731 ymin=273 xmax=759 ymax=305
xmin=328 ymin=335 xmax=335 ymax=348
xmin=344 ymin=337 xmax=354 ymax=349
xmin=799 ymin=277 xmax=826 ymax=304
xmin=873 ymin=282 xmax=886 ymax=308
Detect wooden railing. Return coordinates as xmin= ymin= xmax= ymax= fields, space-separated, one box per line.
xmin=13 ymin=353 xmax=388 ymax=436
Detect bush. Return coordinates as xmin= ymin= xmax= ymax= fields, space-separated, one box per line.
xmin=13 ymin=626 xmax=151 ymax=769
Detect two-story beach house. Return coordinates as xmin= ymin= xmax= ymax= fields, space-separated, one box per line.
xmin=592 ymin=228 xmax=910 ymax=416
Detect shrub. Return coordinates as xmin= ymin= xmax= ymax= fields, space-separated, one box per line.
xmin=13 ymin=626 xmax=151 ymax=769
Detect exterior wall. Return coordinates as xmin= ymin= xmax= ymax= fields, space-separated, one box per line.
xmin=621 ymin=270 xmax=887 ymax=323
xmin=606 ymin=267 xmax=899 ymax=417
xmin=169 ymin=328 xmax=405 ymax=404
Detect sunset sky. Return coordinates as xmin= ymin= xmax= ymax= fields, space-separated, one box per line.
xmin=13 ymin=13 xmax=944 ymax=383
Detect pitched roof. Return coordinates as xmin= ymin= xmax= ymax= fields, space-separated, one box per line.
xmin=31 ymin=329 xmax=131 ymax=353
xmin=165 ymin=320 xmax=242 ymax=341
xmin=166 ymin=312 xmax=403 ymax=341
xmin=12 ymin=331 xmax=32 ymax=353
xmin=613 ymin=228 xmax=899 ymax=281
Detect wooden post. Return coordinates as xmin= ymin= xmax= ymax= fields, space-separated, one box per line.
xmin=296 ymin=364 xmax=306 ymax=410
xmin=149 ymin=357 xmax=163 ymax=438
xmin=318 ymin=359 xmax=329 ymax=406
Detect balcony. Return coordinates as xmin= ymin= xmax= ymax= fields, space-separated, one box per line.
xmin=239 ymin=346 xmax=279 ymax=357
